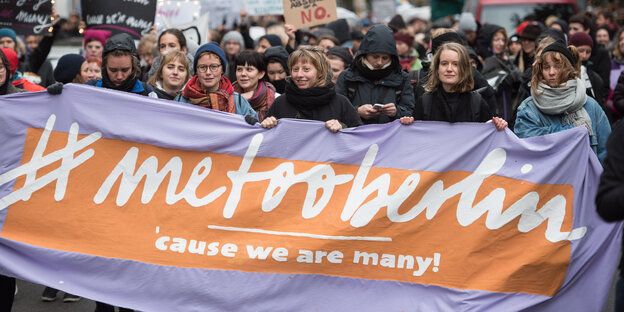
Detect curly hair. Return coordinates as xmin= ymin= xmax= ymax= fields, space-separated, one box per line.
xmin=531 ymin=45 xmax=580 ymax=92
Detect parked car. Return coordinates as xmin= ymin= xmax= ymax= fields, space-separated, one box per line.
xmin=463 ymin=0 xmax=583 ymax=34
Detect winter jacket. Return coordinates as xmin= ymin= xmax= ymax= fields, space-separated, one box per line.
xmin=514 ymin=96 xmax=611 ymax=163
xmin=597 ymin=120 xmax=624 ymax=221
xmin=17 ymin=27 xmax=57 ymax=87
xmin=88 ymin=79 xmax=157 ymax=97
xmin=335 ymin=24 xmax=414 ymax=124
xmin=588 ymin=43 xmax=611 ymax=99
xmin=413 ymin=88 xmax=492 ymax=123
xmin=481 ymin=55 xmax=522 ymax=129
xmin=266 ymin=89 xmax=362 ymax=128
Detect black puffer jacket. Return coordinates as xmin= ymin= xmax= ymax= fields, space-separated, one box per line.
xmin=335 ymin=24 xmax=414 ymax=124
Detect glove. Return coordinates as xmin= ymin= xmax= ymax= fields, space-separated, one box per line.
xmin=245 ymin=115 xmax=258 ymax=125
xmin=46 ymin=82 xmax=63 ymax=95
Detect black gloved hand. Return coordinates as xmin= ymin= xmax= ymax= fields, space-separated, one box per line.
xmin=46 ymin=82 xmax=63 ymax=95
xmin=245 ymin=115 xmax=258 ymax=125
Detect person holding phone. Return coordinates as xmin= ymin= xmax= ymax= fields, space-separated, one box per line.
xmin=335 ymin=24 xmax=415 ymax=124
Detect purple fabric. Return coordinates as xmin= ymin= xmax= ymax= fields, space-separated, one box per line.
xmin=0 ymin=84 xmax=621 ymax=311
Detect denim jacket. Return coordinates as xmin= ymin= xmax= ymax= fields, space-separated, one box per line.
xmin=514 ymin=96 xmax=611 ymax=163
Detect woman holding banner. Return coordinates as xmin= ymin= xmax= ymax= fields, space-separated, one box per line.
xmin=260 ymin=46 xmax=361 ymax=132
xmin=233 ymin=50 xmax=277 ymax=121
xmin=147 ymin=50 xmax=190 ymax=100
xmin=514 ymin=42 xmax=611 ymax=163
xmin=399 ymin=42 xmax=507 ymax=130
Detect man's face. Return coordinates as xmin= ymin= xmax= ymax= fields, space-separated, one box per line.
xmin=0 ymin=37 xmax=15 ymax=50
xmin=568 ymin=23 xmax=587 ymax=36
xmin=106 ymin=54 xmax=133 ymax=86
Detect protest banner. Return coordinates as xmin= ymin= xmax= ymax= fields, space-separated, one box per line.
xmin=245 ymin=0 xmax=284 ymax=16
xmin=283 ymin=0 xmax=337 ymax=29
xmin=0 ymin=84 xmax=621 ymax=311
xmin=0 ymin=0 xmax=54 ymax=36
xmin=80 ymin=0 xmax=156 ymax=39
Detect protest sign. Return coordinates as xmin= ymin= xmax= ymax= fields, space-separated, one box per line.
xmin=245 ymin=0 xmax=284 ymax=16
xmin=0 ymin=84 xmax=621 ymax=311
xmin=283 ymin=0 xmax=337 ymax=29
xmin=0 ymin=0 xmax=54 ymax=36
xmin=81 ymin=0 xmax=156 ymax=39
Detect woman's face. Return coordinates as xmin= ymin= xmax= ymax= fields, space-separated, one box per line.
xmin=162 ymin=58 xmax=188 ymax=91
xmin=365 ymin=52 xmax=391 ymax=69
xmin=85 ymin=40 xmax=103 ymax=58
xmin=395 ymin=41 xmax=410 ymax=56
xmin=521 ymin=38 xmax=535 ymax=55
xmin=256 ymin=38 xmax=271 ymax=54
xmin=318 ymin=39 xmax=335 ymax=54
xmin=596 ymin=29 xmax=610 ymax=47
xmin=159 ymin=33 xmax=185 ymax=55
xmin=267 ymin=62 xmax=286 ymax=81
xmin=291 ymin=59 xmax=318 ymax=89
xmin=492 ymin=32 xmax=506 ymax=55
xmin=577 ymin=45 xmax=592 ymax=62
xmin=196 ymin=53 xmax=222 ymax=92
xmin=618 ymin=32 xmax=624 ymax=56
xmin=437 ymin=49 xmax=459 ymax=91
xmin=541 ymin=54 xmax=563 ymax=88
xmin=80 ymin=61 xmax=101 ymax=82
xmin=236 ymin=63 xmax=264 ymax=92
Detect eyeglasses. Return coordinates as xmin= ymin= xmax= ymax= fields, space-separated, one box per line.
xmin=197 ymin=64 xmax=221 ymax=73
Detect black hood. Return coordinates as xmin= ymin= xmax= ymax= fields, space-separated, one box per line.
xmin=103 ymin=33 xmax=138 ymax=58
xmin=354 ymin=24 xmax=399 ymax=66
xmin=476 ymin=23 xmax=504 ymax=60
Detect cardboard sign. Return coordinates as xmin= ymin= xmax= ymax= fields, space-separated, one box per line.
xmin=0 ymin=0 xmax=54 ymax=36
xmin=245 ymin=0 xmax=284 ymax=16
xmin=283 ymin=0 xmax=337 ymax=29
xmin=0 ymin=84 xmax=621 ymax=311
xmin=80 ymin=0 xmax=156 ymax=39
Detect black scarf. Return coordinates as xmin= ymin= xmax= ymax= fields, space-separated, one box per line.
xmin=101 ymin=68 xmax=140 ymax=92
xmin=354 ymin=57 xmax=399 ymax=81
xmin=271 ymin=78 xmax=287 ymax=93
xmin=285 ymin=80 xmax=335 ymax=119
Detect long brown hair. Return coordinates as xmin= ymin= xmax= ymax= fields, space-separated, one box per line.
xmin=531 ymin=45 xmax=580 ymax=93
xmin=425 ymin=42 xmax=473 ymax=93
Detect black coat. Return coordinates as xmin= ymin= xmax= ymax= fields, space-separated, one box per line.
xmin=335 ymin=24 xmax=415 ymax=124
xmin=588 ymin=43 xmax=611 ymax=99
xmin=413 ymin=88 xmax=493 ymax=123
xmin=266 ymin=90 xmax=362 ymax=128
xmin=481 ymin=55 xmax=522 ymax=129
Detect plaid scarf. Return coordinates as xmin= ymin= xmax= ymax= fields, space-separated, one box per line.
xmin=232 ymin=80 xmax=276 ymax=120
xmin=181 ymin=75 xmax=236 ymax=113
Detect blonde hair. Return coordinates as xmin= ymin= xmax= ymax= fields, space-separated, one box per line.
xmin=425 ymin=42 xmax=473 ymax=93
xmin=531 ymin=45 xmax=580 ymax=92
xmin=288 ymin=45 xmax=331 ymax=87
xmin=148 ymin=50 xmax=191 ymax=88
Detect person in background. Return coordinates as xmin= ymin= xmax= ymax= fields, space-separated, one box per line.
xmin=233 ymin=50 xmax=276 ymax=120
xmin=80 ymin=57 xmax=102 ymax=83
xmin=394 ymin=30 xmax=422 ymax=72
xmin=261 ymin=45 xmax=361 ymax=132
xmin=457 ymin=12 xmax=478 ymax=49
xmin=221 ymin=30 xmax=245 ymax=82
xmin=515 ymin=23 xmax=541 ymax=73
xmin=148 ymin=29 xmax=193 ymax=79
xmin=550 ymin=19 xmax=569 ymax=36
xmin=24 ymin=34 xmax=42 ymax=53
xmin=326 ymin=46 xmax=353 ymax=84
xmin=568 ymin=13 xmax=611 ymax=96
xmin=147 ymin=50 xmax=190 ymax=100
xmin=256 ymin=34 xmax=282 ymax=54
xmin=507 ymin=34 xmax=522 ymax=62
xmin=88 ymin=33 xmax=156 ymax=97
xmin=53 ymin=54 xmax=86 ymax=84
xmin=82 ymin=29 xmax=111 ymax=59
xmin=175 ymin=42 xmax=257 ymax=119
xmin=514 ymin=42 xmax=610 ymax=163
xmin=317 ymin=34 xmax=339 ymax=54
xmin=350 ymin=31 xmax=364 ymax=55
xmin=264 ymin=46 xmax=289 ymax=94
xmin=596 ymin=26 xmax=612 ymax=52
xmin=0 ymin=27 xmax=55 ymax=87
xmin=399 ymin=42 xmax=507 ymax=131
xmin=0 ymin=48 xmax=44 ymax=91
xmin=137 ymin=34 xmax=157 ymax=81
xmin=336 ymin=24 xmax=414 ymax=124
xmin=568 ymin=32 xmax=606 ymax=107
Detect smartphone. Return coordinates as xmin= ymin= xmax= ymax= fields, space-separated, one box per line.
xmin=373 ymin=104 xmax=383 ymax=110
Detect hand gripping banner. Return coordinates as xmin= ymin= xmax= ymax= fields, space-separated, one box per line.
xmin=0 ymin=84 xmax=621 ymax=311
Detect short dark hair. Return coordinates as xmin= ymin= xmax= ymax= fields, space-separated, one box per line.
xmin=569 ymin=14 xmax=592 ymax=32
xmin=235 ymin=50 xmax=266 ymax=72
xmin=158 ymin=29 xmax=187 ymax=50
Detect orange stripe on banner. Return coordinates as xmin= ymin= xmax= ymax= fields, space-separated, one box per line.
xmin=1 ymin=128 xmax=574 ymax=296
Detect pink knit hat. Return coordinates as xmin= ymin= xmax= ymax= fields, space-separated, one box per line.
xmin=83 ymin=29 xmax=112 ymax=47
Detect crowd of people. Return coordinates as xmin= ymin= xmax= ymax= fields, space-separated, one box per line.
xmin=1 ymin=5 xmax=624 ymax=311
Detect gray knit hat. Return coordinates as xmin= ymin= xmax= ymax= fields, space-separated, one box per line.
xmin=458 ymin=13 xmax=477 ymax=32
xmin=221 ymin=31 xmax=245 ymax=50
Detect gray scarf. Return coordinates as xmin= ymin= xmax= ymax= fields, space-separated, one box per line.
xmin=530 ymin=78 xmax=593 ymax=135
